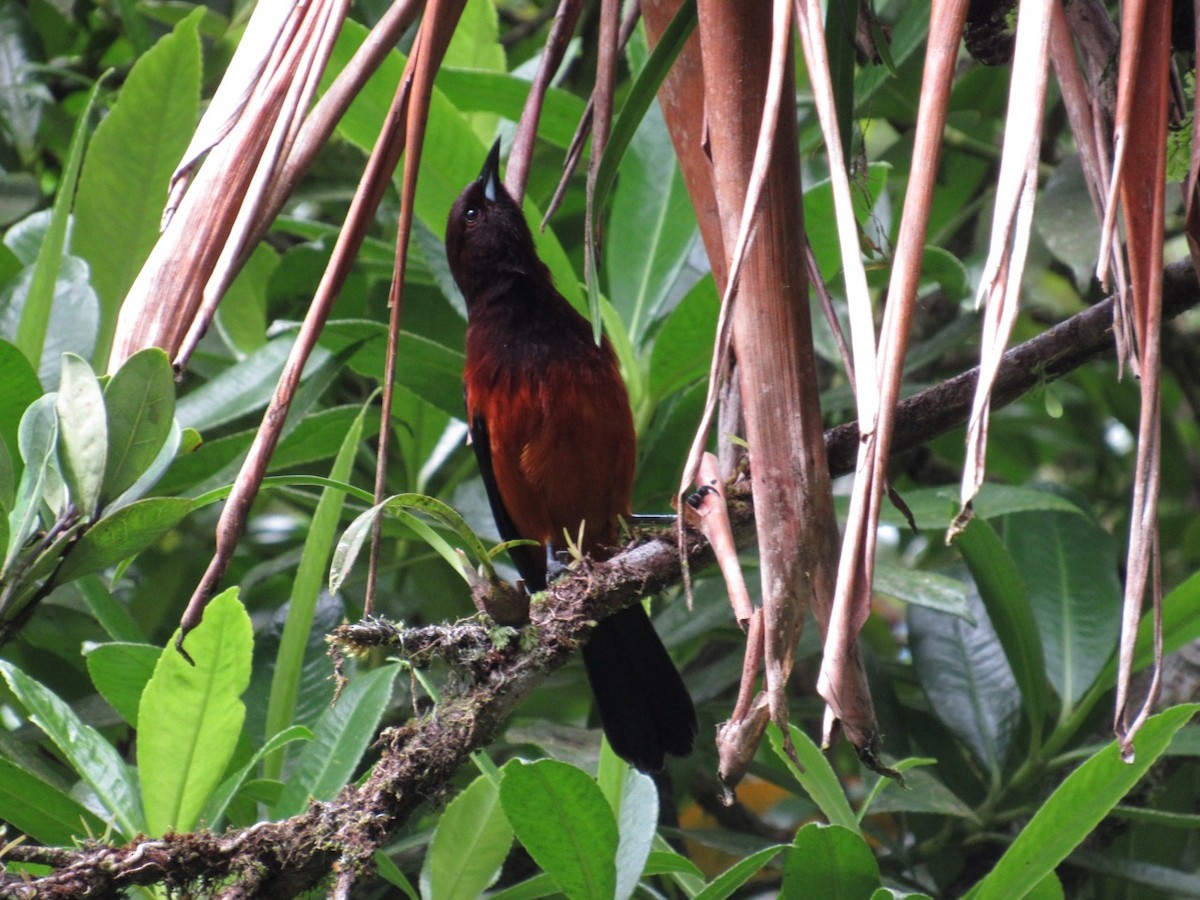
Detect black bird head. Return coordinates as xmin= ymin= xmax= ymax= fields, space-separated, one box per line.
xmin=445 ymin=139 xmax=547 ymax=306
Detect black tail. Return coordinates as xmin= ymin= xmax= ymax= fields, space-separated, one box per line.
xmin=581 ymin=603 xmax=698 ymax=772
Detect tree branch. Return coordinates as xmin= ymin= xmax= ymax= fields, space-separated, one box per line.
xmin=3 ymin=262 xmax=1196 ymax=899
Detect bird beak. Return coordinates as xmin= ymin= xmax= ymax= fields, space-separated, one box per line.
xmin=479 ymin=138 xmax=502 ymax=202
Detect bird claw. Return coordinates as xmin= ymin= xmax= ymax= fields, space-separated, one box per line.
xmin=545 ymin=543 xmax=571 ymax=583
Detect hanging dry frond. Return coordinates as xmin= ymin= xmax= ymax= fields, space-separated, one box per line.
xmin=816 ymin=0 xmax=971 ymax=755
xmin=1104 ymin=0 xmax=1172 ymax=760
xmin=953 ymin=0 xmax=1054 ymax=537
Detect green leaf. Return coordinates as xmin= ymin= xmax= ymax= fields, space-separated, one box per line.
xmin=201 ymin=725 xmax=312 ymax=829
xmin=908 ymin=593 xmax=1021 ymax=777
xmin=769 ymin=723 xmax=858 ymax=831
xmin=4 ymin=393 xmax=57 ymax=574
xmin=955 ymin=517 xmax=1047 ymax=746
xmin=997 ymin=511 xmax=1121 ymax=708
xmin=442 ymin=0 xmax=504 ymax=139
xmin=56 ymin=496 xmax=194 ymax=583
xmin=0 ymin=755 xmax=106 ymax=846
xmin=615 ymin=770 xmax=658 ymax=900
xmin=436 ymin=69 xmax=584 ymax=149
xmin=307 ymin=320 xmax=465 ymax=420
xmin=0 ymin=4 xmax=48 ymax=165
xmin=863 ymin=764 xmax=980 ymax=823
xmin=331 ymin=493 xmax=492 ymax=594
xmin=73 ymin=11 xmax=201 ymax=364
xmin=805 ymin=163 xmax=889 ymax=281
xmin=272 ymin=663 xmax=398 ymax=818
xmin=606 ymin=101 xmax=701 ymax=343
xmin=0 ymin=659 xmax=142 ymax=838
xmin=76 ymin=573 xmax=146 ymax=642
xmin=877 ymin=484 xmax=1089 ymax=532
xmin=0 ymin=339 xmax=42 ymax=478
xmin=694 ymin=845 xmax=787 ymax=900
xmin=648 ymin=275 xmax=717 ymax=401
xmin=587 ymin=0 xmax=697 ymax=335
xmin=173 ymin=336 xmax=329 ymax=432
xmin=969 ymin=704 xmax=1200 ymax=900
xmin=782 ymin=824 xmax=882 ymax=898
xmin=376 ymin=849 xmax=420 ymax=899
xmin=500 ymin=759 xmax=618 ymax=900
xmin=55 ymin=353 xmax=107 ymax=517
xmin=1096 ymin=568 xmax=1200 ymax=688
xmin=101 ymin=348 xmax=176 ymax=505
xmin=2 ymin=255 xmax=102 ymax=389
xmin=422 ymin=773 xmax=513 ymax=900
xmin=873 ymin=564 xmax=975 ymax=624
xmin=15 ymin=78 xmax=101 ymax=366
xmin=263 ymin=399 xmax=365 ymax=781
xmin=84 ymin=641 xmax=160 ymax=727
xmin=138 ymin=587 xmax=252 ymax=836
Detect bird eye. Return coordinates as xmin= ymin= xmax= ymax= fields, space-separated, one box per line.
xmin=464 ymin=207 xmax=479 ymax=224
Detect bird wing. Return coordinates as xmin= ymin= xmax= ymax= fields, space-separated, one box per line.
xmin=468 ymin=410 xmax=547 ymax=591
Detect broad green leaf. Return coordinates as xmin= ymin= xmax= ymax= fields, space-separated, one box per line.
xmin=694 ymin=845 xmax=787 ymax=900
xmin=376 ymin=849 xmax=420 ymax=899
xmin=587 ymin=0 xmax=697 ymax=335
xmin=769 ymin=723 xmax=858 ymax=831
xmin=15 ymin=78 xmax=101 ymax=366
xmin=864 ymin=765 xmax=980 ymax=823
xmin=55 ymin=496 xmax=194 ymax=583
xmin=805 ymin=163 xmax=890 ymax=281
xmin=998 ymin=511 xmax=1121 ymax=708
xmin=442 ymin=0 xmax=503 ymax=139
xmin=1067 ymin=850 xmax=1200 ymax=895
xmin=436 ymin=69 xmax=584 ymax=149
xmin=174 ymin=336 xmax=330 ymax=432
xmin=615 ymin=770 xmax=658 ymax=900
xmin=0 ymin=755 xmax=106 ymax=846
xmin=73 ymin=11 xmax=201 ymax=364
xmin=956 ymin=518 xmax=1047 ymax=746
xmin=138 ymin=587 xmax=252 ymax=836
xmin=878 ymin=484 xmax=1089 ymax=532
xmin=84 ymin=641 xmax=160 ymax=727
xmin=1 ymin=255 xmax=101 ymax=390
xmin=272 ymin=663 xmax=398 ymax=818
xmin=606 ymin=101 xmax=701 ymax=343
xmin=307 ymin=320 xmax=465 ymax=420
xmin=908 ymin=593 xmax=1021 ymax=777
xmin=0 ymin=659 xmax=142 ymax=837
xmin=0 ymin=4 xmax=48 ymax=164
xmin=201 ymin=725 xmax=312 ymax=829
xmin=331 ymin=493 xmax=491 ymax=593
xmin=782 ymin=824 xmax=882 ymax=898
xmin=55 ymin=353 xmax=107 ymax=517
xmin=643 ymin=849 xmax=705 ymax=880
xmin=1096 ymin=568 xmax=1200 ymax=687
xmin=4 ymin=394 xmax=57 ymax=574
xmin=422 ymin=773 xmax=513 ymax=900
xmin=649 ymin=274 xmax=717 ymax=401
xmin=214 ymin=243 xmax=276 ymax=355
xmin=263 ymin=400 xmax=365 ymax=781
xmin=0 ymin=339 xmax=41 ymax=477
xmin=77 ymin=578 xmax=144 ymax=647
xmin=873 ymin=564 xmax=975 ymax=624
xmin=500 ymin=759 xmax=618 ymax=900
xmin=970 ymin=704 xmax=1200 ymax=900
xmin=101 ymin=348 xmax=176 ymax=504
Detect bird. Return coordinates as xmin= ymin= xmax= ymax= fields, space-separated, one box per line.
xmin=445 ymin=139 xmax=697 ymax=772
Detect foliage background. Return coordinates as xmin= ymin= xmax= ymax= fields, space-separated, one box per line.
xmin=0 ymin=0 xmax=1198 ymax=897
